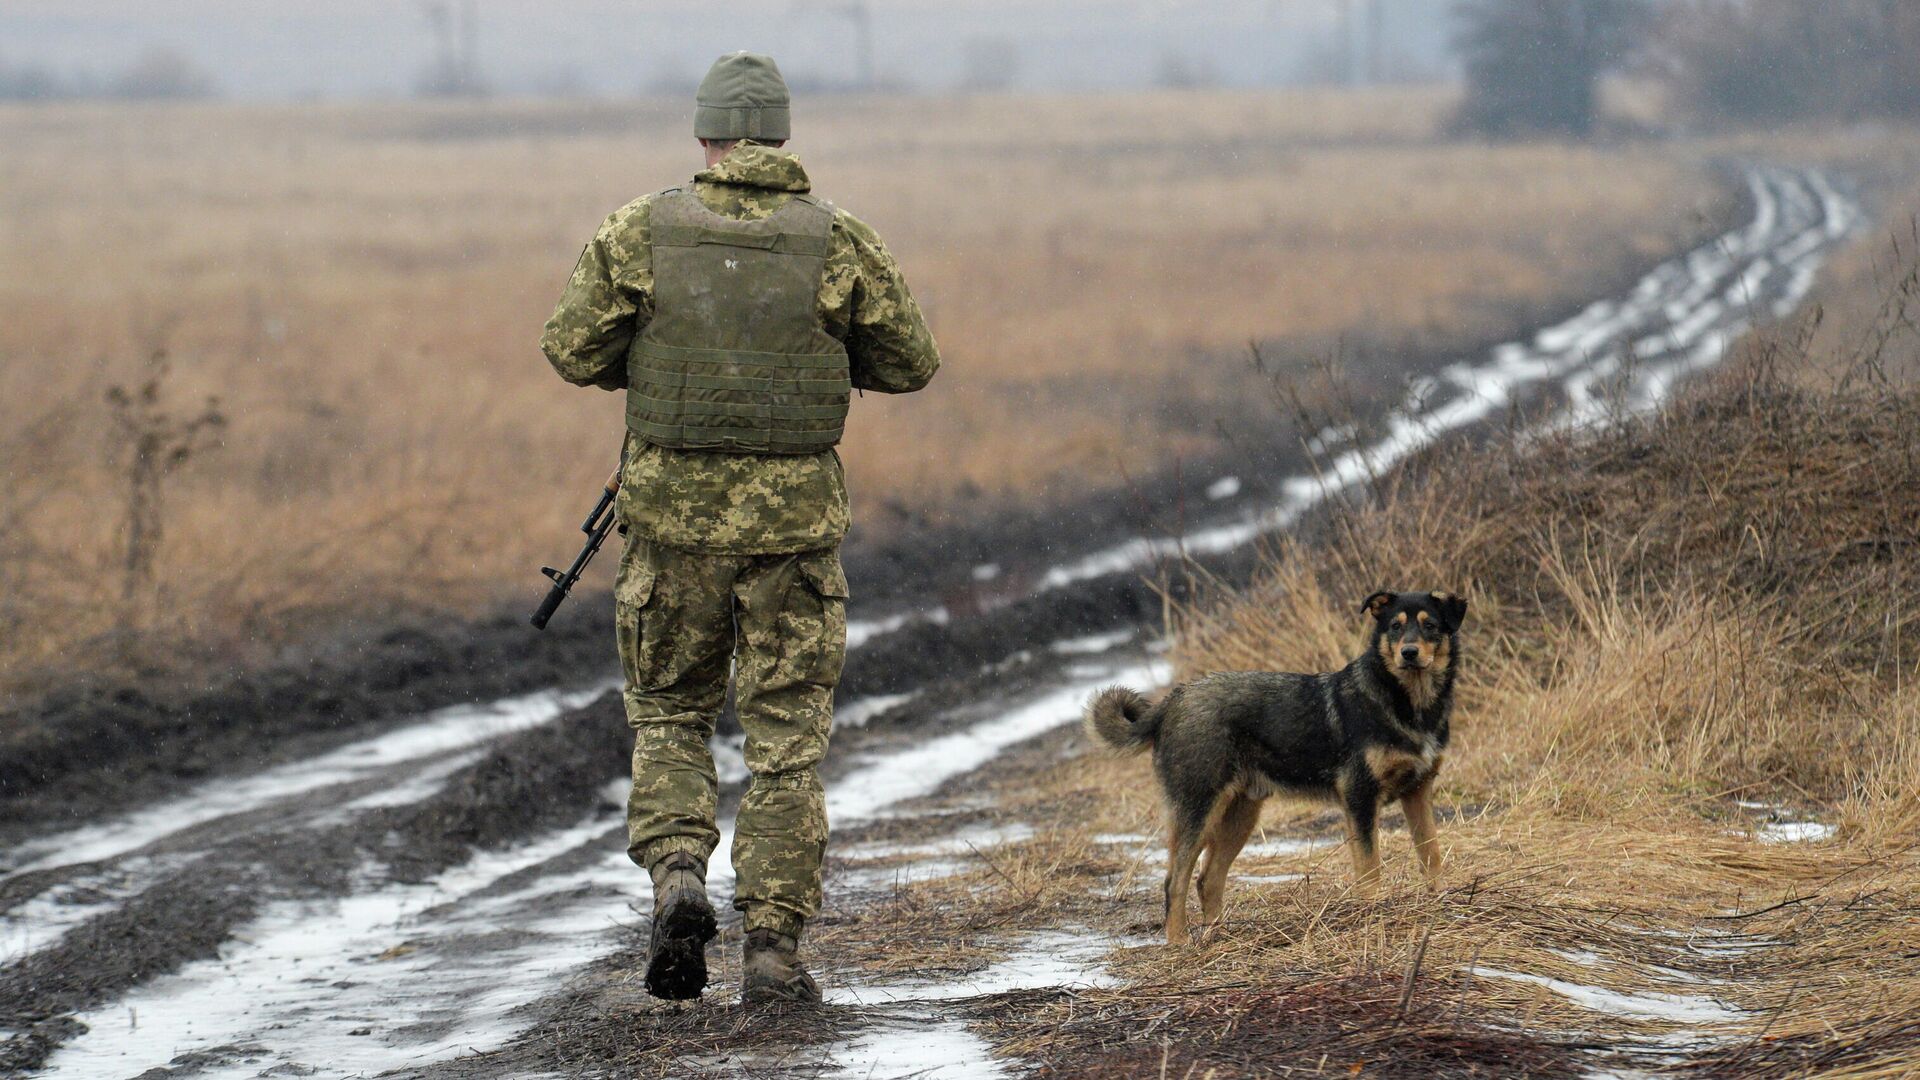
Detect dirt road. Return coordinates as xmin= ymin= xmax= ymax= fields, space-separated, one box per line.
xmin=0 ymin=165 xmax=1858 ymax=1078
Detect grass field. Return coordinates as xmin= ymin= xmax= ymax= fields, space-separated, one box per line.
xmin=0 ymin=86 xmax=1754 ymax=691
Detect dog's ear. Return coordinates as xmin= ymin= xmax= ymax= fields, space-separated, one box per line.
xmin=1432 ymin=591 xmax=1469 ymax=632
xmin=1360 ymin=591 xmax=1397 ymax=618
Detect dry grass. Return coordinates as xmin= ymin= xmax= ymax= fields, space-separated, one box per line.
xmin=0 ymin=87 xmax=1724 ymax=691
xmin=810 ymin=220 xmax=1920 ymax=1075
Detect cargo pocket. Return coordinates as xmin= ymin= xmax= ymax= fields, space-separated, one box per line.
xmin=795 ymin=550 xmax=849 ymax=602
xmin=614 ymin=543 xmax=657 ymax=698
xmin=614 ymin=544 xmax=656 ymax=611
xmin=786 ymin=550 xmax=848 ymax=689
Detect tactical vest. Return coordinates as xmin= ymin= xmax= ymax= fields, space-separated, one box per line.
xmin=625 ymin=189 xmax=850 ymax=455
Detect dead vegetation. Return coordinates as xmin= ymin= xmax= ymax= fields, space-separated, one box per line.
xmin=0 ymin=88 xmax=1726 ymax=694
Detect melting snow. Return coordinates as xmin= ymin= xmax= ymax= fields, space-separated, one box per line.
xmin=42 ymin=817 xmax=628 ymax=1080
xmin=1051 ymin=628 xmax=1137 ymax=654
xmin=827 ymin=657 xmax=1171 ymax=824
xmin=838 ymin=823 xmax=1037 ymax=862
xmin=837 ymin=691 xmax=919 ymax=729
xmin=1758 ymin=821 xmax=1835 ymax=843
xmin=1206 ymin=475 xmax=1242 ymax=500
xmin=833 ymin=930 xmax=1123 ymax=1006
xmin=824 ymin=930 xmax=1137 ymax=1078
xmin=1472 ymin=968 xmax=1743 ymax=1025
xmin=2 ymin=683 xmax=615 ymax=882
xmin=830 ymin=1020 xmax=1010 ymax=1080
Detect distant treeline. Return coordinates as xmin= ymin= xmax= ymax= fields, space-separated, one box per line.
xmin=1455 ymin=0 xmax=1920 ymax=138
xmin=0 ymin=46 xmax=218 ymax=103
xmin=1661 ymin=0 xmax=1920 ymax=123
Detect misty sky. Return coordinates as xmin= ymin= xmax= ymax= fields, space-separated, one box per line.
xmin=1 ymin=1 xmax=1457 ymax=99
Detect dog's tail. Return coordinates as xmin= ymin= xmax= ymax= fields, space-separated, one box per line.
xmin=1084 ymin=686 xmax=1161 ymax=755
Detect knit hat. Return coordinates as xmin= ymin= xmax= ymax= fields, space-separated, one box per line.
xmin=694 ymin=52 xmax=791 ymax=141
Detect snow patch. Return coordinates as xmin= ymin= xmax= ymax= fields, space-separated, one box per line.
xmin=1206 ymin=475 xmax=1242 ymax=500
xmin=827 ymin=657 xmax=1171 ymax=824
xmin=42 ymin=817 xmax=628 ymax=1080
xmin=1471 ymin=968 xmax=1743 ymax=1025
xmin=1758 ymin=821 xmax=1834 ymax=843
xmin=830 ymin=1020 xmax=1010 ymax=1080
xmin=833 ymin=930 xmax=1123 ymax=1006
xmin=1051 ymin=628 xmax=1137 ymax=655
xmin=838 ymin=823 xmax=1036 ymax=862
xmin=2 ymin=683 xmax=615 ymax=882
xmin=837 ymin=691 xmax=919 ymax=729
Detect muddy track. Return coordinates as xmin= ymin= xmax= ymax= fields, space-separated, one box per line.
xmin=0 ymin=165 xmax=1859 ymax=1078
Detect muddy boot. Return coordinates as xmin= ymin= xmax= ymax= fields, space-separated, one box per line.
xmin=644 ymin=852 xmax=717 ymax=1000
xmin=741 ymin=928 xmax=820 ymax=1005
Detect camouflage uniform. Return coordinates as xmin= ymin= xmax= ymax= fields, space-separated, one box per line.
xmin=541 ymin=142 xmax=939 ymax=937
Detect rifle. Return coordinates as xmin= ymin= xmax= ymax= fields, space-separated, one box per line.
xmin=531 ymin=461 xmax=624 ymax=629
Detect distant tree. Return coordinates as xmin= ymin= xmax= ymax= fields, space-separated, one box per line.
xmin=415 ymin=0 xmax=488 ymax=98
xmin=0 ymin=55 xmax=69 ymax=102
xmin=1451 ymin=0 xmax=1651 ymax=138
xmin=109 ymin=46 xmax=219 ymax=101
xmin=1658 ymin=0 xmax=1920 ymax=123
xmin=960 ymin=35 xmax=1021 ymax=93
xmin=1154 ymin=49 xmax=1218 ymax=91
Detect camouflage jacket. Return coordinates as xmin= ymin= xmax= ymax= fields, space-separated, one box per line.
xmin=541 ymin=143 xmax=940 ymax=555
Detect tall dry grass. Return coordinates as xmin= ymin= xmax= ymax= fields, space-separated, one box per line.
xmin=0 ymin=88 xmax=1726 ymax=692
xmin=1174 ymin=363 xmax=1920 ymax=834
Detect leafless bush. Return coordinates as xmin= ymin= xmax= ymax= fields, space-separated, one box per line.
xmin=104 ymin=350 xmax=227 ymax=627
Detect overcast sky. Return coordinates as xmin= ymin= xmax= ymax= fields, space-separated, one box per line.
xmin=0 ymin=1 xmax=1458 ymax=99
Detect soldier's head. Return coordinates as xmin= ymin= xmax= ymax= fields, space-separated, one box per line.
xmin=695 ymin=52 xmax=790 ymax=166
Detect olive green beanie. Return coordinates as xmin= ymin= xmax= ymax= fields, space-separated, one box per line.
xmin=694 ymin=52 xmax=791 ymax=141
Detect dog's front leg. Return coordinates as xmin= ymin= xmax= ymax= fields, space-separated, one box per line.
xmin=1341 ymin=783 xmax=1382 ymax=892
xmin=1402 ymin=781 xmax=1443 ymax=889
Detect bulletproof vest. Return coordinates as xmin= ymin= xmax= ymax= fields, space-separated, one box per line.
xmin=626 ymin=189 xmax=850 ymax=455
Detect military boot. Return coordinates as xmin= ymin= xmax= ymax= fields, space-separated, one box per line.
xmin=742 ymin=927 xmax=820 ymax=1005
xmin=645 ymin=852 xmax=717 ymax=1000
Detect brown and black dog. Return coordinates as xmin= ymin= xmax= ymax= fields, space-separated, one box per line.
xmin=1085 ymin=590 xmax=1467 ymax=943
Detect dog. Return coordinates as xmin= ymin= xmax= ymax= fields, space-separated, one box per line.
xmin=1085 ymin=590 xmax=1467 ymax=944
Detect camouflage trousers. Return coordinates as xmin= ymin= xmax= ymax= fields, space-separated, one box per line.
xmin=616 ymin=533 xmax=848 ymax=938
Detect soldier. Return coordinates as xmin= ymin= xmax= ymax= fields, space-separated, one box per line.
xmin=540 ymin=52 xmax=940 ymax=1004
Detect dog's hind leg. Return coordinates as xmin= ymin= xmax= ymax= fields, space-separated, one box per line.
xmin=1197 ymin=793 xmax=1262 ymax=928
xmin=1402 ymin=779 xmax=1443 ymax=888
xmin=1163 ymin=817 xmax=1209 ymax=945
xmin=1163 ymin=825 xmax=1206 ymax=945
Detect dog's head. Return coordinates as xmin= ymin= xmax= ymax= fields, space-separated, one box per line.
xmin=1361 ymin=590 xmax=1468 ymax=677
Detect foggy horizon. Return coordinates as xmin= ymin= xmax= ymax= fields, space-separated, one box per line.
xmin=1 ymin=0 xmax=1458 ymax=101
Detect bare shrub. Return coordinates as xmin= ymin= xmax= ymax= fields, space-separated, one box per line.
xmin=104 ymin=350 xmax=227 ymax=629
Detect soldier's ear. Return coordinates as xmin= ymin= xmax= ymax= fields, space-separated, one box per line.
xmin=1432 ymin=592 xmax=1469 ymax=632
xmin=1360 ymin=591 xmax=1397 ymax=619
